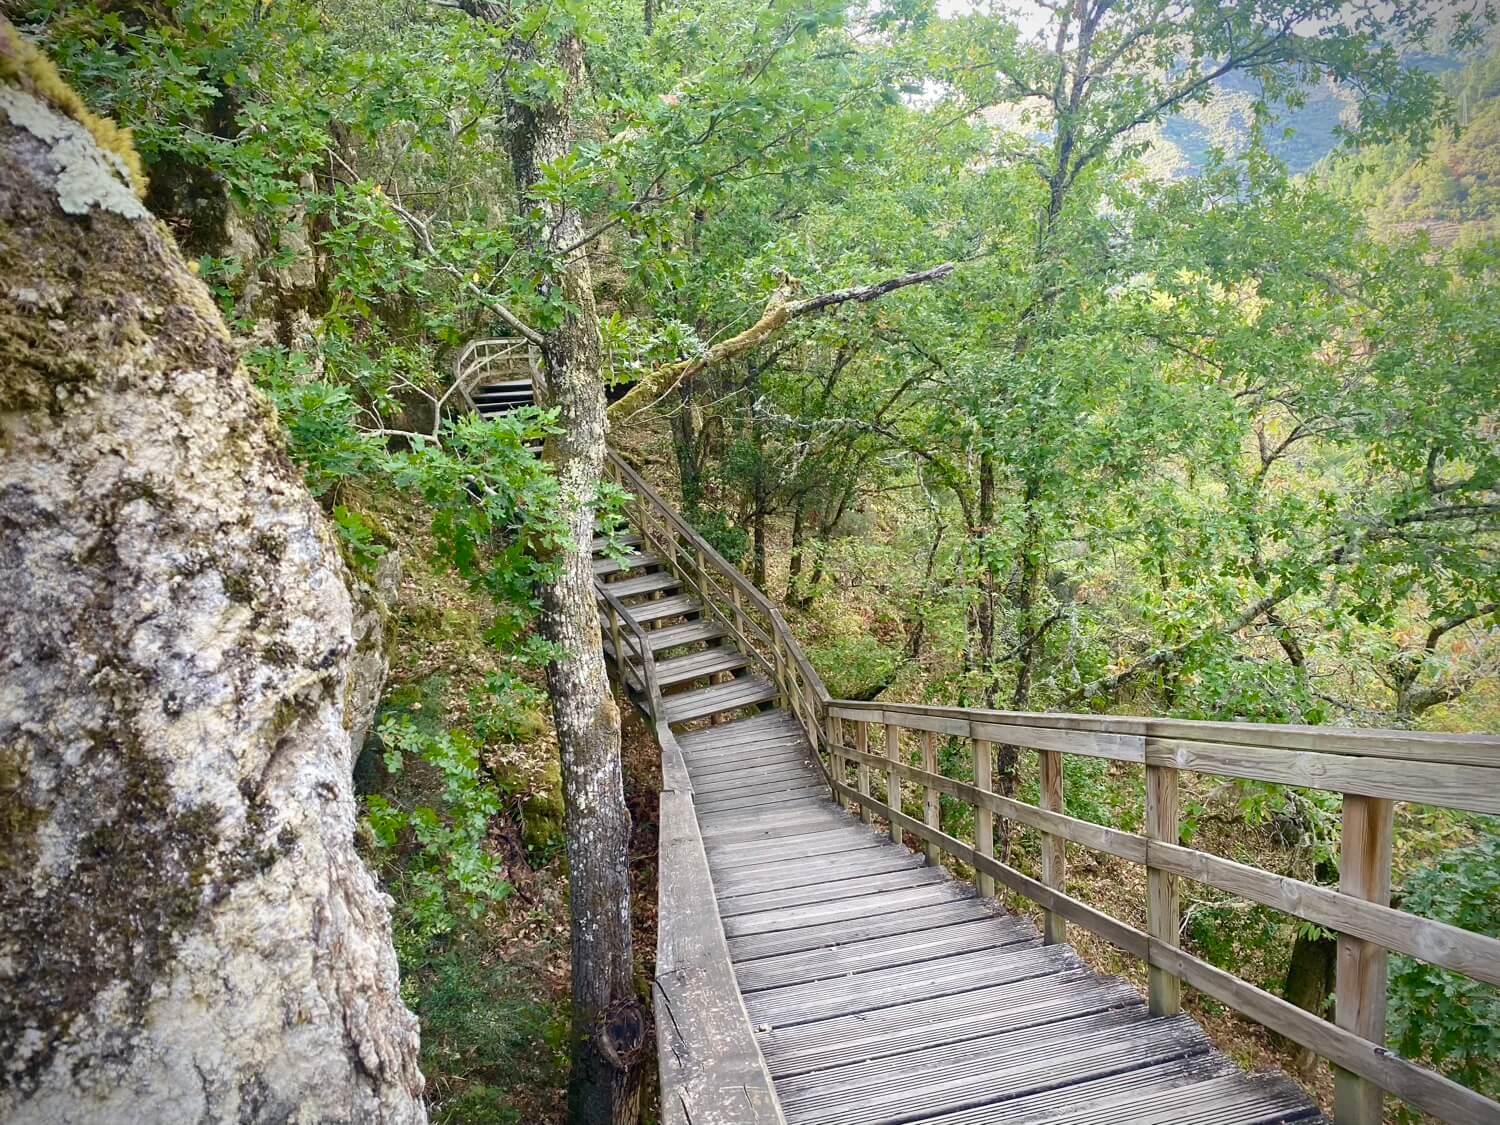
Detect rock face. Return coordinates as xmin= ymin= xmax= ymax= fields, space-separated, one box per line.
xmin=0 ymin=27 xmax=426 ymax=1124
xmin=347 ymin=550 xmax=402 ymax=758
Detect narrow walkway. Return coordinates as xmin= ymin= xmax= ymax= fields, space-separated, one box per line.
xmin=594 ymin=537 xmax=1324 ymax=1123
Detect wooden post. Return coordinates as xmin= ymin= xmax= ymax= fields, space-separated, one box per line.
xmin=1145 ymin=763 xmax=1181 ymax=1016
xmin=856 ymin=721 xmax=872 ymax=825
xmin=974 ymin=739 xmax=994 ymax=898
xmin=885 ymin=724 xmax=901 ymax=844
xmin=608 ymin=606 xmax=624 ymax=677
xmin=694 ymin=546 xmax=708 ymax=602
xmin=827 ymin=714 xmax=847 ymax=809
xmin=1039 ymin=748 xmax=1066 ymax=944
xmin=1334 ymin=794 xmax=1395 ymax=1125
xmin=772 ymin=632 xmax=788 ymax=706
xmin=922 ymin=730 xmax=941 ymax=866
xmin=730 ymin=585 xmax=746 ymax=645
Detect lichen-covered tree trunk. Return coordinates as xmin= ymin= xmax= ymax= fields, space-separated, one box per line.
xmin=502 ymin=24 xmax=647 ymax=1125
xmin=0 ymin=29 xmax=424 ymax=1123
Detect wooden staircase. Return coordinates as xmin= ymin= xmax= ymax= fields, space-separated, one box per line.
xmin=593 ymin=536 xmax=778 ymax=729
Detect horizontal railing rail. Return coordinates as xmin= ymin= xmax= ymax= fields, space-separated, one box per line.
xmin=822 ymin=702 xmax=1500 ymax=1125
xmin=602 ymin=448 xmax=1500 ymax=1125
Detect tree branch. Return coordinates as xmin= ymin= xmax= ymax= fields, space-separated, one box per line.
xmin=607 ymin=263 xmax=954 ymax=421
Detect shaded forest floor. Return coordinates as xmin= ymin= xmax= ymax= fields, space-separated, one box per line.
xmin=352 ymin=480 xmax=665 ymax=1122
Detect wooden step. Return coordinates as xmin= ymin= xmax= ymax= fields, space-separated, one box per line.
xmin=664 ymin=674 xmax=777 ymax=725
xmin=592 ymin=552 xmax=660 ymax=577
xmin=602 ymin=620 xmax=728 ymax=666
xmin=591 ymin=534 xmax=643 ymax=554
xmin=631 ymin=593 xmax=700 ymax=624
xmin=640 ymin=620 xmax=725 ymax=652
xmin=599 ymin=571 xmax=680 ymax=599
xmin=654 ymin=647 xmax=753 ymax=688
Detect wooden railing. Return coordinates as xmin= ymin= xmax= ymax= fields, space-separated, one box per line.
xmin=603 ymin=451 xmax=831 ymax=748
xmin=450 ymin=336 xmax=539 ymax=410
xmin=595 ymin=577 xmax=662 ymax=715
xmin=820 ymin=703 xmax=1500 ymax=1125
xmin=603 ymin=447 xmax=1500 ymax=1125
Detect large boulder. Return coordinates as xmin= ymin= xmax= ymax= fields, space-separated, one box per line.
xmin=0 ymin=25 xmax=425 ymax=1123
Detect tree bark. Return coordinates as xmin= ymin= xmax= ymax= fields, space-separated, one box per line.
xmin=501 ymin=24 xmax=646 ymax=1125
xmin=0 ymin=35 xmax=424 ymax=1123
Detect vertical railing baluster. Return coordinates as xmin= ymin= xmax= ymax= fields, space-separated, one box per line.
xmin=1334 ymin=794 xmax=1395 ymax=1125
xmin=1039 ymin=748 xmax=1066 ymax=944
xmin=856 ymin=720 xmax=872 ymax=825
xmin=1145 ymin=762 xmax=1182 ymax=1016
xmin=922 ymin=730 xmax=941 ymax=865
xmin=885 ymin=723 xmax=901 ymax=843
xmin=974 ymin=739 xmax=994 ymax=898
xmin=827 ymin=713 xmax=846 ymax=809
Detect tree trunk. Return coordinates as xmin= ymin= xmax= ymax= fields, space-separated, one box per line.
xmin=0 ymin=41 xmax=424 ymax=1123
xmin=787 ymin=493 xmax=807 ymax=604
xmin=502 ymin=26 xmax=646 ymax=1125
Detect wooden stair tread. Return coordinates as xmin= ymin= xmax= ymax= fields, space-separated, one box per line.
xmin=664 ymin=674 xmax=777 ymax=724
xmin=592 ymin=552 xmax=661 ymax=576
xmin=629 ymin=593 xmax=701 ymax=624
xmin=654 ymin=648 xmax=752 ymax=687
xmin=599 ymin=571 xmax=681 ymax=599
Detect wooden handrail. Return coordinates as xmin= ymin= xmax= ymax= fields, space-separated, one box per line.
xmin=604 ymin=450 xmax=830 ymax=748
xmin=603 ymin=447 xmax=1500 ymax=1125
xmin=595 ymin=576 xmax=662 ymax=714
xmin=824 ymin=700 xmax=1500 ymax=1125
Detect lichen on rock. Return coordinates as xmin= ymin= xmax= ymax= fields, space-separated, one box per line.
xmin=0 ymin=25 xmax=426 ymax=1125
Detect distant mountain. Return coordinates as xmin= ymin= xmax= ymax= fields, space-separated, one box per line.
xmin=1147 ymin=53 xmax=1466 ymax=178
xmin=1315 ymin=53 xmax=1500 ymax=244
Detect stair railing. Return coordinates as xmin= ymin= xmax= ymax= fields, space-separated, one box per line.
xmin=450 ymin=337 xmax=538 ymax=412
xmin=595 ymin=575 xmax=662 ymax=717
xmin=603 ymin=450 xmax=830 ymax=750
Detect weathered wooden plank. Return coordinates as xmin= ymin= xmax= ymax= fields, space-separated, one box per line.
xmin=732 ymin=915 xmax=1038 ymax=993
xmin=592 ymin=551 xmax=661 ymax=576
xmin=666 ymin=674 xmax=778 ymax=724
xmin=715 ymin=865 xmax=951 ymax=918
xmin=885 ymin=722 xmax=902 ymax=844
xmin=883 ymin=1054 xmax=1240 ymax=1125
xmin=1146 ymin=762 xmax=1181 ymax=1017
xmin=758 ymin=969 xmax=1140 ymax=1078
xmin=1335 ymin=794 xmax=1394 ymax=1125
xmin=1147 ymin=737 xmax=1500 ymax=816
xmin=775 ymin=1012 xmax=1212 ymax=1125
xmin=1040 ymin=745 xmax=1066 ymax=944
xmin=974 ymin=739 xmax=994 ymax=899
xmin=744 ymin=943 xmax=1072 ymax=1029
xmin=721 ymin=881 xmax=971 ymax=939
xmin=637 ymin=619 xmax=727 ymax=652
xmin=711 ymin=849 xmax=928 ymax=899
xmin=652 ymin=647 xmax=751 ymax=687
xmin=695 ymin=788 xmax=827 ymax=815
xmin=922 ymin=729 xmax=942 ymax=865
xmin=601 ymin=570 xmax=681 ymax=599
xmin=728 ymin=898 xmax=997 ymax=963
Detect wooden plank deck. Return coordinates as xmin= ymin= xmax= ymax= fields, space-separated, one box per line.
xmin=675 ymin=712 xmax=1326 ymax=1125
xmin=593 ymin=522 xmax=1326 ymax=1125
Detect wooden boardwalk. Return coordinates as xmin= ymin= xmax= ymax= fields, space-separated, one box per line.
xmin=595 ymin=534 xmax=1325 ymax=1125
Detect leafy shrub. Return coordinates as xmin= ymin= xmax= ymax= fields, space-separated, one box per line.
xmin=1389 ymin=832 xmax=1500 ymax=1113
xmin=366 ymin=716 xmax=512 ymax=952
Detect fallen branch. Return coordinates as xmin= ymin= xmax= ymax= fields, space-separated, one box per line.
xmin=607 ymin=263 xmax=955 ymax=421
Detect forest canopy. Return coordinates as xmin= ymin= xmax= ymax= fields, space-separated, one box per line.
xmin=8 ymin=0 xmax=1497 ymax=1121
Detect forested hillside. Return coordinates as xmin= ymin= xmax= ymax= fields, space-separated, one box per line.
xmin=1320 ymin=53 xmax=1500 ymax=243
xmin=3 ymin=1 xmax=1497 ymax=1123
